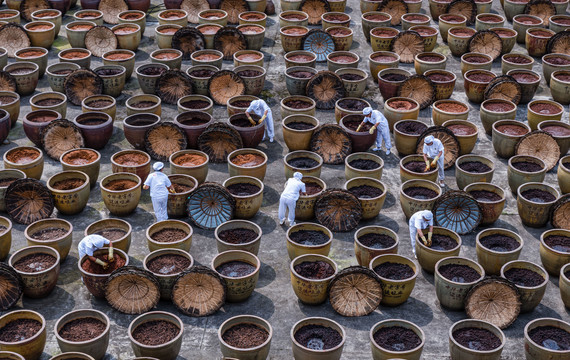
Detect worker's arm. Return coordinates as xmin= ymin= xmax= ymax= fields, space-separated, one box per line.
xmin=356 ymin=120 xmax=366 ymax=132
xmin=90 ymin=255 xmax=108 ymax=268
xmin=431 ymin=150 xmax=443 ymax=167
xmin=427 ymin=225 xmax=434 ymax=247
xmin=369 ymin=123 xmax=378 ymax=134
xmin=168 ymin=185 xmax=175 ymax=194
xmin=258 ymin=110 xmax=268 ymax=124
xmin=423 ymin=153 xmax=430 ymax=172
xmin=245 ymin=111 xmax=256 ymax=125
xmin=107 ymin=241 xmax=114 ymax=262
xmin=417 ymin=228 xmax=428 ymax=246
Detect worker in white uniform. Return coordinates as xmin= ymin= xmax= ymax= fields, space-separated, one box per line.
xmin=356 ymin=107 xmax=391 ymax=155
xmin=245 ymin=99 xmax=275 ymax=142
xmin=279 ymin=172 xmax=306 ymax=227
xmin=422 ymin=135 xmax=445 ymax=186
xmin=409 ymin=210 xmax=434 ymax=256
xmin=78 ymin=234 xmax=113 ymax=268
xmin=143 ymin=162 xmax=175 ymax=222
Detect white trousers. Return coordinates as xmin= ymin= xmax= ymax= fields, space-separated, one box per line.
xmin=263 ymin=112 xmax=275 ymax=140
xmin=429 ymin=155 xmax=445 ymax=180
xmin=376 ymin=126 xmax=391 ymax=150
xmin=151 ymin=196 xmax=168 ymax=222
xmin=409 ymin=224 xmax=418 ymax=255
xmin=279 ymin=196 xmax=296 ymax=224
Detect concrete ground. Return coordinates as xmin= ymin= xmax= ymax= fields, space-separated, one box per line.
xmin=1 ymin=0 xmax=569 ymax=358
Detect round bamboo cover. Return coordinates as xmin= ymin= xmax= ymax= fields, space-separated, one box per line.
xmin=468 ymin=30 xmax=503 ymax=61
xmin=144 ymin=122 xmax=188 ymax=161
xmin=300 ymin=0 xmax=331 ymax=25
xmin=0 ymin=263 xmax=23 ymax=310
xmin=484 ymin=75 xmax=522 ymax=105
xmin=314 ymin=189 xmax=362 ymax=232
xmin=515 ymin=131 xmax=561 ymax=171
xmin=328 ymin=266 xmax=383 ymax=317
xmin=187 ymin=182 xmax=235 ymax=229
xmin=41 ymin=119 xmax=85 ymax=160
xmin=551 ymin=194 xmax=570 ymax=230
xmin=0 ymin=24 xmax=31 ymax=58
xmin=398 ymin=75 xmax=436 ymax=109
xmin=98 ymin=0 xmax=129 ymax=25
xmin=446 ymin=0 xmax=477 ymax=24
xmin=547 ymin=31 xmax=570 ymax=55
xmin=156 ymin=70 xmax=194 ymax=105
xmin=433 ymin=190 xmax=482 ymax=234
xmin=306 ymin=71 xmax=346 ymax=109
xmin=310 ymin=124 xmax=352 ymax=164
xmin=182 ymin=0 xmax=211 ymax=24
xmin=105 ymin=266 xmax=161 ymax=314
xmin=0 ymin=71 xmax=17 ymax=92
xmin=5 ymin=179 xmax=54 ymax=225
xmin=525 ymin=0 xmax=556 ymax=26
xmin=465 ymin=277 xmax=521 ymax=329
xmin=197 ymin=122 xmax=244 ymax=163
xmin=85 ymin=26 xmax=118 ymax=58
xmin=391 ymin=31 xmax=424 ymax=64
xmin=214 ymin=27 xmax=247 ymax=60
xmin=219 ymin=0 xmax=248 ymax=24
xmin=64 ymin=69 xmax=104 ymax=106
xmin=301 ymin=30 xmax=335 ymax=62
xmin=378 ymin=0 xmax=408 ymax=25
xmin=172 ymin=266 xmax=227 ymax=316
xmin=20 ymin=0 xmax=50 ymax=22
xmin=172 ymin=27 xmax=206 ymax=59
xmin=416 ymin=126 xmax=460 ymax=169
xmin=208 ymin=70 xmax=246 ymax=105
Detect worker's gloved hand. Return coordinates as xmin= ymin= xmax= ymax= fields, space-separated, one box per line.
xmin=369 ymin=127 xmax=375 ymax=134
xmin=424 ymin=159 xmax=430 ymax=172
xmin=427 ymin=232 xmax=433 ymax=247
xmin=108 ymin=247 xmax=114 ymax=262
xmin=246 ymin=114 xmax=256 ymax=125
xmin=431 ymin=155 xmax=439 ymax=168
xmin=95 ymin=258 xmax=108 ymax=269
xmin=420 ymin=235 xmax=428 ymax=246
xmin=356 ymin=125 xmax=362 ymax=132
xmin=258 ymin=115 xmax=267 ymax=124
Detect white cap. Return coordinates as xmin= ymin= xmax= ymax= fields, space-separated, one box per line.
xmin=294 ymin=172 xmax=303 ymax=180
xmin=363 ymin=107 xmax=372 ymax=115
xmin=423 ymin=211 xmax=433 ymax=221
xmin=425 ymin=135 xmax=435 ymax=144
xmin=153 ymin=162 xmax=164 ymax=171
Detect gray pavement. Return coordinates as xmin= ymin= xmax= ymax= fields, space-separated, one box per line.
xmin=1 ymin=0 xmax=569 ymax=359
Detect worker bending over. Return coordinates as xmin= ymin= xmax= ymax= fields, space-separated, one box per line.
xmin=279 ymin=172 xmax=306 ymax=227
xmin=422 ymin=135 xmax=445 ymax=186
xmin=246 ymin=99 xmax=275 ymax=143
xmin=356 ymin=106 xmax=391 ymax=155
xmin=78 ymin=234 xmax=114 ymax=268
xmin=409 ymin=210 xmax=434 ymax=257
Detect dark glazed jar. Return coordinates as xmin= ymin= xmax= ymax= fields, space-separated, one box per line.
xmin=164 ymin=0 xmax=183 ymax=8
xmin=127 ymin=0 xmax=151 ymax=12
xmin=80 ymin=0 xmax=102 ymax=9
xmin=47 ymin=0 xmax=71 ymax=13
xmin=73 ymin=112 xmax=114 ymax=150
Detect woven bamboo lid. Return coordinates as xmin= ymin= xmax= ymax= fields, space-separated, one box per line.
xmin=310 ymin=124 xmax=352 ymax=165
xmin=197 ymin=122 xmax=243 ymax=163
xmin=551 ymin=194 xmax=570 ymax=230
xmin=64 ymin=69 xmax=104 ymax=106
xmin=378 ymin=0 xmax=408 ymax=25
xmin=85 ymin=26 xmax=118 ymax=58
xmin=144 ymin=122 xmax=188 ymax=161
xmin=465 ymin=277 xmax=521 ymax=329
xmin=5 ymin=179 xmax=54 ymax=225
xmin=306 ymin=71 xmax=346 ymax=109
xmin=219 ymin=0 xmax=247 ymax=24
xmin=106 ymin=266 xmax=161 ymax=314
xmin=98 ymin=0 xmax=128 ymax=25
xmin=208 ymin=70 xmax=246 ymax=105
xmin=300 ymin=0 xmax=331 ymax=25
xmin=172 ymin=266 xmax=227 ymax=316
xmin=20 ymin=0 xmax=50 ymax=22
xmin=515 ymin=131 xmax=561 ymax=171
xmin=328 ymin=266 xmax=383 ymax=317
xmin=315 ymin=189 xmax=362 ymax=232
xmin=398 ymin=75 xmax=436 ymax=109
xmin=172 ymin=27 xmax=206 ymax=59
xmin=214 ymin=27 xmax=247 ymax=60
xmin=0 ymin=263 xmax=23 ymax=310
xmin=0 ymin=71 xmax=17 ymax=92
xmin=0 ymin=24 xmax=31 ymax=58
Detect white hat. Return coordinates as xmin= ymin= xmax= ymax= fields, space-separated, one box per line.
xmin=153 ymin=162 xmax=164 ymax=171
xmin=294 ymin=172 xmax=303 ymax=180
xmin=363 ymin=107 xmax=372 ymax=115
xmin=423 ymin=211 xmax=433 ymax=221
xmin=425 ymin=135 xmax=435 ymax=144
